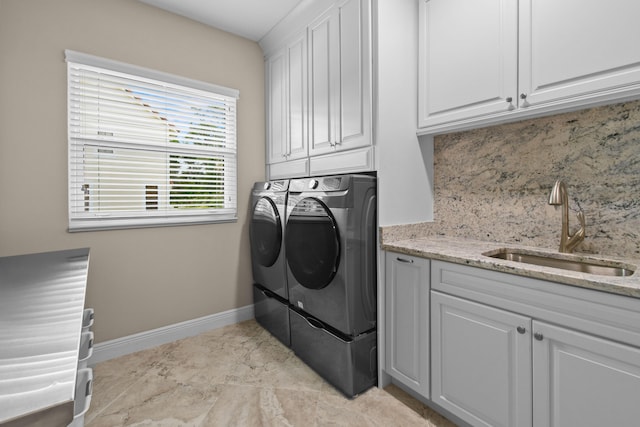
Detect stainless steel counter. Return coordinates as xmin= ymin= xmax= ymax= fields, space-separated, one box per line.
xmin=382 ymin=236 xmax=640 ymax=298
xmin=0 ymin=248 xmax=90 ymax=426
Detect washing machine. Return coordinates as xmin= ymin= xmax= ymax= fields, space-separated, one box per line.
xmin=250 ymin=180 xmax=290 ymax=346
xmin=285 ymin=174 xmax=377 ymax=396
xmin=285 ymin=174 xmax=377 ymax=336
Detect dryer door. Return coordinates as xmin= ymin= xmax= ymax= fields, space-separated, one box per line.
xmin=250 ymin=197 xmax=282 ymax=267
xmin=285 ymin=197 xmax=340 ymax=290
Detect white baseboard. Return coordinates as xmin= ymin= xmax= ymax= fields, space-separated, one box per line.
xmin=90 ymin=304 xmax=254 ymax=365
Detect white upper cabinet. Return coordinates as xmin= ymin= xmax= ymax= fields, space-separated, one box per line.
xmin=266 ymin=31 xmax=308 ymax=166
xmin=418 ymin=0 xmax=518 ymax=129
xmin=419 ymin=0 xmax=640 ymax=134
xmin=308 ymin=8 xmax=336 ymax=155
xmin=262 ymin=0 xmax=373 ymax=180
xmin=309 ymin=0 xmax=371 ymax=156
xmin=266 ymin=49 xmax=287 ymax=164
xmin=519 ymin=0 xmax=640 ymax=108
xmin=285 ymin=32 xmax=308 ymax=162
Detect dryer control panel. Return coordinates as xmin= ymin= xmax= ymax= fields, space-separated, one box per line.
xmin=290 ymin=175 xmax=357 ymax=192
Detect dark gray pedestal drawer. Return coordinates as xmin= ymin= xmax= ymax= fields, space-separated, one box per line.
xmin=253 ymin=284 xmax=291 ymax=347
xmin=289 ymin=308 xmax=377 ymax=397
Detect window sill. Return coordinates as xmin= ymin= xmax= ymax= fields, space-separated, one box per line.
xmin=68 ymin=215 xmax=237 ymax=232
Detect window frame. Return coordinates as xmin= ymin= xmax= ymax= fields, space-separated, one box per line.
xmin=65 ymin=50 xmax=239 ymax=232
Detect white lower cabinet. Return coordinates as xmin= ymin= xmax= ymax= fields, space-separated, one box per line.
xmin=429 ymin=260 xmax=640 ymax=427
xmin=385 ymin=255 xmax=640 ymax=426
xmin=533 ymin=321 xmax=640 ymax=427
xmin=431 ymin=291 xmax=532 ymax=427
xmin=385 ymin=252 xmax=430 ymax=397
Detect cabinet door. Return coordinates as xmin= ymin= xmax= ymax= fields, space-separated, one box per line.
xmin=431 ymin=291 xmax=532 ymax=427
xmin=418 ymin=0 xmax=518 ymax=128
xmin=266 ymin=50 xmax=287 ymax=164
xmin=519 ymin=0 xmax=640 ymax=109
xmin=385 ymin=253 xmax=430 ymax=397
xmin=308 ymin=7 xmax=339 ymax=156
xmin=309 ymin=0 xmax=371 ymax=156
xmin=533 ymin=321 xmax=640 ymax=427
xmin=335 ymin=0 xmax=371 ymax=152
xmin=285 ymin=32 xmax=308 ymax=161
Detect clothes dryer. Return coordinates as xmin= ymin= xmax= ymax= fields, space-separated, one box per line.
xmin=250 ymin=180 xmax=289 ymax=299
xmin=285 ymin=174 xmax=377 ymax=336
xmin=250 ymin=180 xmax=290 ymax=347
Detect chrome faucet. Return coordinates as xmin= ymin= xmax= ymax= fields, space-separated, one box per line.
xmin=548 ymin=180 xmax=585 ymax=253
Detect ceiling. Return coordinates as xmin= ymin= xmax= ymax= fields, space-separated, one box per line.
xmin=138 ymin=0 xmax=304 ymax=42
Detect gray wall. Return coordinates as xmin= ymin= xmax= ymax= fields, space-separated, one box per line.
xmin=0 ymin=0 xmax=266 ymax=342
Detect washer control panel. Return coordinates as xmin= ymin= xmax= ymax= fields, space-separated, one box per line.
xmin=290 ymin=176 xmax=350 ymax=192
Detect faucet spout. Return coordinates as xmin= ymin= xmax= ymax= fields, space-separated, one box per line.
xmin=548 ymin=180 xmax=585 ymax=253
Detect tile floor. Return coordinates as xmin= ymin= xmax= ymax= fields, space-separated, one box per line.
xmin=85 ymin=320 xmax=458 ymax=426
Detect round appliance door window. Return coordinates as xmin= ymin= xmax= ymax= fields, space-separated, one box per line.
xmin=250 ymin=197 xmax=282 ymax=267
xmin=285 ymin=197 xmax=340 ymax=290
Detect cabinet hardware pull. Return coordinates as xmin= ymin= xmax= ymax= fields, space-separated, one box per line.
xmin=506 ymin=97 xmax=513 ymax=103
xmin=396 ymin=257 xmax=413 ymax=263
xmin=520 ymin=93 xmax=527 ymax=99
xmin=534 ymin=332 xmax=544 ymax=341
xmin=517 ymin=326 xmax=526 ymax=334
xmin=305 ymin=316 xmax=325 ymax=330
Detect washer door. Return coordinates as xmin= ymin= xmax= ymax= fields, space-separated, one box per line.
xmin=250 ymin=197 xmax=282 ymax=267
xmin=285 ymin=197 xmax=340 ymax=290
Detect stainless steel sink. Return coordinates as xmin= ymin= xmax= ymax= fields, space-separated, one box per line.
xmin=484 ymin=249 xmax=635 ymax=277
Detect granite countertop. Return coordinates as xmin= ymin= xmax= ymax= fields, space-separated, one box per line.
xmin=0 ymin=248 xmax=90 ymax=426
xmin=381 ymin=236 xmax=640 ymax=298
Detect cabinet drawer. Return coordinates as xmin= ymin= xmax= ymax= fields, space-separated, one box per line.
xmin=78 ymin=331 xmax=94 ymax=370
xmin=431 ymin=260 xmax=640 ymax=348
xmin=309 ymin=146 xmax=374 ymax=176
xmin=82 ymin=308 xmax=94 ymax=332
xmin=268 ymin=158 xmax=308 ymax=180
xmin=69 ymin=368 xmax=93 ymax=427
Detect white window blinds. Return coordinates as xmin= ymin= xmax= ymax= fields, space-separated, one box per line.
xmin=66 ymin=50 xmax=239 ymax=231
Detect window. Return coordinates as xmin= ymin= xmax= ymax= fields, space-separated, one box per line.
xmin=66 ymin=50 xmax=239 ymax=231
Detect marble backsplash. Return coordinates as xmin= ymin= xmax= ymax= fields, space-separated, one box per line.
xmin=383 ymin=100 xmax=640 ymax=259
